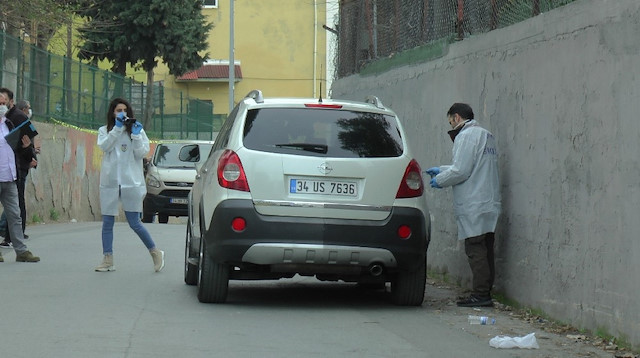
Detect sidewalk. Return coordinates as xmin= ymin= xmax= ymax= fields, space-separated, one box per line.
xmin=424 ymin=278 xmax=637 ymax=358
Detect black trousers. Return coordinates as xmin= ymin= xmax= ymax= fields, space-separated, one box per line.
xmin=464 ymin=232 xmax=495 ymax=297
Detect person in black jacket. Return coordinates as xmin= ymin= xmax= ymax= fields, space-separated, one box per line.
xmin=0 ymin=98 xmax=36 ymax=248
xmin=0 ymin=88 xmax=39 ymax=262
xmin=0 ymin=100 xmax=38 ymax=248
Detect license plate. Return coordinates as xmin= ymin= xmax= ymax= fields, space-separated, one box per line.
xmin=170 ymin=198 xmax=188 ymax=204
xmin=289 ymin=179 xmax=357 ymax=196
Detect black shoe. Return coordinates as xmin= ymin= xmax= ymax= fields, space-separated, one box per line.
xmin=23 ymin=234 xmax=29 ymax=239
xmin=457 ymin=294 xmax=493 ymax=307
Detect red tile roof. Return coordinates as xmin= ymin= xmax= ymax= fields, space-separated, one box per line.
xmin=177 ymin=64 xmax=243 ymax=81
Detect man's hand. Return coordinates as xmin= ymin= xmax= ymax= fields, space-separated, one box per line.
xmin=425 ymin=167 xmax=440 ymax=177
xmin=30 ymin=159 xmax=37 ymax=168
xmin=430 ymin=177 xmax=442 ymax=189
xmin=21 ymin=135 xmax=31 ymax=148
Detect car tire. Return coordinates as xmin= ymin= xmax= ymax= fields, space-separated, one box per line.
xmin=197 ymin=238 xmax=230 ymax=303
xmin=184 ymin=225 xmax=198 ymax=286
xmin=391 ymin=256 xmax=426 ymax=306
xmin=142 ymin=212 xmax=154 ymax=223
xmin=158 ymin=214 xmax=169 ymax=224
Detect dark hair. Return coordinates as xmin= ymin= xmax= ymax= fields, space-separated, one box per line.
xmin=106 ymin=97 xmax=134 ymax=135
xmin=447 ymin=103 xmax=474 ymax=120
xmin=0 ymin=87 xmax=14 ymax=101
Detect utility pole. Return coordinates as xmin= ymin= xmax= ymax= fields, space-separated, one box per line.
xmin=229 ymin=0 xmax=235 ymax=113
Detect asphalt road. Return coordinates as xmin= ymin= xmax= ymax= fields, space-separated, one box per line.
xmin=0 ymin=221 xmax=617 ymax=358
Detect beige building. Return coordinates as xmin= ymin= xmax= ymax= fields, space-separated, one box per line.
xmin=152 ymin=0 xmax=336 ymax=117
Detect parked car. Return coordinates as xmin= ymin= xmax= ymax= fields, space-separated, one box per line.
xmin=185 ymin=90 xmax=430 ymax=305
xmin=143 ymin=140 xmax=214 ymax=223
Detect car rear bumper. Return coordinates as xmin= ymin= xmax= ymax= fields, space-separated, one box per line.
xmin=204 ymin=199 xmax=430 ymax=274
xmin=144 ymin=193 xmax=188 ymax=216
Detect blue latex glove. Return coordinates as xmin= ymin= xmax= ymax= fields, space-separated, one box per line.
xmin=115 ymin=111 xmax=125 ymax=128
xmin=425 ymin=167 xmax=440 ymax=177
xmin=131 ymin=122 xmax=143 ymax=135
xmin=430 ymin=177 xmax=441 ymax=189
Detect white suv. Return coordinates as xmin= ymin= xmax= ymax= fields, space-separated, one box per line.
xmin=185 ymin=90 xmax=430 ymax=305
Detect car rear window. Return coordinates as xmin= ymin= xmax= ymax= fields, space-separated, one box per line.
xmin=242 ymin=108 xmax=403 ymax=158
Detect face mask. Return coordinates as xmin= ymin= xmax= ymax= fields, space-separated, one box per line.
xmin=447 ymin=127 xmax=462 ymax=142
xmin=116 ymin=111 xmax=126 ymax=120
xmin=27 ymin=109 xmax=32 ymax=119
xmin=0 ymin=105 xmax=8 ymax=118
xmin=447 ymin=120 xmax=468 ymax=142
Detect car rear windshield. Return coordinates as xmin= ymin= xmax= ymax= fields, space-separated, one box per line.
xmin=242 ymin=108 xmax=404 ymax=158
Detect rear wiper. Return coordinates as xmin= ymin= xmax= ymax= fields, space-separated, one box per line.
xmin=274 ymin=143 xmax=328 ymax=154
xmin=160 ymin=165 xmax=195 ymax=169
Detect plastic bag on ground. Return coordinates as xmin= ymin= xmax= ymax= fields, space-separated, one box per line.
xmin=489 ymin=332 xmax=540 ymax=349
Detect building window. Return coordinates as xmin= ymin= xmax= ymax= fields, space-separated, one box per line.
xmin=203 ymin=0 xmax=218 ymax=8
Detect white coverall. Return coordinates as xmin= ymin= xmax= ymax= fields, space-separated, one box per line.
xmin=433 ymin=120 xmax=501 ymax=240
xmin=97 ymin=125 xmax=150 ymax=216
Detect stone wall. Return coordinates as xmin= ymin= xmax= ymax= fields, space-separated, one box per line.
xmin=331 ymin=0 xmax=640 ymax=348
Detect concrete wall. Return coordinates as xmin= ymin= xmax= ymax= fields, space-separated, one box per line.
xmin=331 ymin=0 xmax=640 ymax=348
xmin=25 ymin=122 xmax=102 ymax=223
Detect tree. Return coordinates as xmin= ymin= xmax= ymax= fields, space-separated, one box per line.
xmin=0 ymin=0 xmax=78 ymax=114
xmin=76 ymin=0 xmax=212 ymax=126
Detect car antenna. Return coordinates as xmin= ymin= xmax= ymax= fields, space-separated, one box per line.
xmin=318 ymin=64 xmax=323 ymax=103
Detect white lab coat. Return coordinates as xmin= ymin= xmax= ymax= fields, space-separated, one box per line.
xmin=434 ymin=120 xmax=501 ymax=240
xmin=97 ymin=125 xmax=150 ymax=216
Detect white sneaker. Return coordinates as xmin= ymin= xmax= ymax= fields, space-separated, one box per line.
xmin=95 ymin=255 xmax=115 ymax=272
xmin=150 ymin=249 xmax=165 ymax=272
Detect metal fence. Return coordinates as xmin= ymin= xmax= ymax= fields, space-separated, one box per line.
xmin=0 ymin=31 xmax=222 ymax=140
xmin=336 ymin=0 xmax=576 ymax=77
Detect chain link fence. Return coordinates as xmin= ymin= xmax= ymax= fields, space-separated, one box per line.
xmin=336 ymin=0 xmax=576 ymax=77
xmin=0 ymin=31 xmax=222 ymax=140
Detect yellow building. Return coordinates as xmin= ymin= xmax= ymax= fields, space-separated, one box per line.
xmin=150 ymin=0 xmax=335 ymax=117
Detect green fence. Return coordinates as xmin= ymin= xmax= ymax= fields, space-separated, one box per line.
xmin=0 ymin=31 xmax=223 ymax=140
xmin=336 ymin=0 xmax=577 ymax=77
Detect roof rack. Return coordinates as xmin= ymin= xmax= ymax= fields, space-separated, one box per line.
xmin=365 ymin=95 xmax=384 ymax=109
xmin=245 ymin=90 xmax=264 ymax=103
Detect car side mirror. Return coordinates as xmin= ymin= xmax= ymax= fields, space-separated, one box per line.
xmin=179 ymin=144 xmax=200 ymax=162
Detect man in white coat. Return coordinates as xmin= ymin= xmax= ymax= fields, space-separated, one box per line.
xmin=426 ymin=103 xmax=501 ymax=307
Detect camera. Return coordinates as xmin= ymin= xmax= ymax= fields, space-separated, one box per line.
xmin=123 ymin=116 xmax=136 ymax=124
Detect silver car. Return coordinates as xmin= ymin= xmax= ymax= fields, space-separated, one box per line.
xmin=185 ymin=90 xmax=430 ymax=305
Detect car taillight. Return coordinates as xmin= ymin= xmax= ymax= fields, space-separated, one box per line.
xmin=217 ymin=150 xmax=250 ymax=192
xmin=396 ymin=159 xmax=424 ymax=198
xmin=397 ymin=225 xmax=412 ymax=239
xmin=231 ymin=217 xmax=246 ymax=232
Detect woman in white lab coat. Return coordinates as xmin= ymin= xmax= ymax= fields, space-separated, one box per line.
xmin=94 ymin=98 xmax=164 ymax=273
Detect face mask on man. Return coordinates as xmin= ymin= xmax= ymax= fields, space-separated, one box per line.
xmin=0 ymin=105 xmax=8 ymax=118
xmin=27 ymin=109 xmax=33 ymax=119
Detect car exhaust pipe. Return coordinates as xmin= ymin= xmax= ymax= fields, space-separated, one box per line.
xmin=368 ymin=263 xmax=384 ymax=277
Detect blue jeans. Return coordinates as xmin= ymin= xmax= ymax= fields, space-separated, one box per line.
xmin=101 ymin=211 xmax=156 ymax=255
